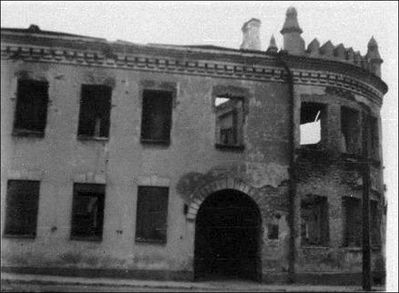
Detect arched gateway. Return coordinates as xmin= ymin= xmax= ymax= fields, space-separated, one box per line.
xmin=194 ymin=189 xmax=262 ymax=281
xmin=186 ymin=178 xmax=263 ymax=281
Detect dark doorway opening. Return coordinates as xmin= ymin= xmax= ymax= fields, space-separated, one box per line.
xmin=194 ymin=189 xmax=262 ymax=281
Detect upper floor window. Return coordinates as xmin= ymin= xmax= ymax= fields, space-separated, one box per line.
xmin=4 ymin=180 xmax=40 ymax=238
xmin=13 ymin=79 xmax=49 ymax=137
xmin=369 ymin=116 xmax=379 ymax=160
xmin=135 ymin=186 xmax=169 ymax=244
xmin=140 ymin=90 xmax=173 ymax=145
xmin=214 ymin=95 xmax=244 ymax=149
xmin=70 ymin=183 xmax=105 ymax=241
xmin=77 ymin=84 xmax=112 ymax=139
xmin=300 ymin=102 xmax=325 ymax=146
xmin=340 ymin=106 xmax=361 ymax=154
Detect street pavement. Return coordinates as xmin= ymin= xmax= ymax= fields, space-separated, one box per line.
xmin=1 ymin=272 xmax=386 ymax=292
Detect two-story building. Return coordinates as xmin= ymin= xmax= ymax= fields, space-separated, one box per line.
xmin=1 ymin=7 xmax=387 ymax=285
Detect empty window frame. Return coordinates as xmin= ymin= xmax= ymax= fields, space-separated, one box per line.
xmin=215 ymin=96 xmax=244 ymax=147
xmin=300 ymin=195 xmax=329 ymax=246
xmin=267 ymin=224 xmax=279 ymax=240
xmin=4 ymin=180 xmax=40 ymax=238
xmin=342 ymin=197 xmax=362 ymax=247
xmin=71 ymin=183 xmax=105 ymax=241
xmin=135 ymin=186 xmax=169 ymax=243
xmin=300 ymin=102 xmax=325 ymax=146
xmin=369 ymin=116 xmax=379 ymax=160
xmin=370 ymin=200 xmax=380 ymax=247
xmin=13 ymin=79 xmax=49 ymax=136
xmin=77 ymin=84 xmax=112 ymax=139
xmin=140 ymin=90 xmax=173 ymax=144
xmin=341 ymin=106 xmax=361 ymax=154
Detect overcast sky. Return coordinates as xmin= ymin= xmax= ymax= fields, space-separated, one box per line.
xmin=1 ymin=1 xmax=398 ymax=290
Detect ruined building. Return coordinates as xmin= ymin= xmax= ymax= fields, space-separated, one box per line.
xmin=1 ymin=7 xmax=387 ymax=285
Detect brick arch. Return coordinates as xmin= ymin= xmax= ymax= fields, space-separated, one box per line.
xmin=185 ymin=177 xmax=261 ymax=221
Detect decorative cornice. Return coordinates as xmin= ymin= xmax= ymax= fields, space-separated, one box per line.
xmin=1 ymin=43 xmax=384 ymax=106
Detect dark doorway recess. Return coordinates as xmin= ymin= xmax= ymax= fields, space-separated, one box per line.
xmin=194 ymin=189 xmax=262 ymax=281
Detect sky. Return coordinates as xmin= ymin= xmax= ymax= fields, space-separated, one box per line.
xmin=1 ymin=1 xmax=398 ymax=290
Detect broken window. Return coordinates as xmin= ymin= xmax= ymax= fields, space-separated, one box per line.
xmin=215 ymin=96 xmax=244 ymax=147
xmin=341 ymin=107 xmax=361 ymax=154
xmin=13 ymin=79 xmax=49 ymax=136
xmin=343 ymin=197 xmax=362 ymax=247
xmin=267 ymin=224 xmax=279 ymax=240
xmin=369 ymin=116 xmax=379 ymax=160
xmin=300 ymin=102 xmax=325 ymax=146
xmin=135 ymin=186 xmax=169 ymax=243
xmin=141 ymin=90 xmax=173 ymax=144
xmin=4 ymin=180 xmax=40 ymax=238
xmin=300 ymin=195 xmax=329 ymax=246
xmin=370 ymin=200 xmax=380 ymax=247
xmin=71 ymin=183 xmax=105 ymax=241
xmin=77 ymin=84 xmax=112 ymax=139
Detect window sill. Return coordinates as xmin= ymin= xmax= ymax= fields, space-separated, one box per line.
xmin=370 ymin=158 xmax=381 ymax=167
xmin=342 ymin=245 xmax=382 ymax=252
xmin=135 ymin=238 xmax=166 ymax=245
xmin=215 ymin=143 xmax=245 ymax=151
xmin=70 ymin=236 xmax=103 ymax=242
xmin=12 ymin=129 xmax=44 ymax=138
xmin=301 ymin=245 xmax=330 ymax=249
xmin=3 ymin=233 xmax=36 ymax=239
xmin=77 ymin=136 xmax=109 ymax=141
xmin=342 ymin=246 xmax=361 ymax=251
xmin=141 ymin=139 xmax=170 ymax=146
xmin=341 ymin=153 xmax=381 ymax=167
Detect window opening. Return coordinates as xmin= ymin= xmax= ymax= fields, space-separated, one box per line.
xmin=71 ymin=183 xmax=105 ymax=241
xmin=341 ymin=107 xmax=361 ymax=154
xmin=370 ymin=200 xmax=380 ymax=247
xmin=215 ymin=96 xmax=244 ymax=147
xmin=141 ymin=90 xmax=173 ymax=144
xmin=301 ymin=195 xmax=329 ymax=246
xmin=343 ymin=197 xmax=362 ymax=247
xmin=135 ymin=186 xmax=169 ymax=243
xmin=267 ymin=224 xmax=279 ymax=240
xmin=77 ymin=84 xmax=112 ymax=139
xmin=4 ymin=180 xmax=40 ymax=238
xmin=369 ymin=116 xmax=379 ymax=160
xmin=300 ymin=102 xmax=324 ymax=146
xmin=13 ymin=79 xmax=49 ymax=136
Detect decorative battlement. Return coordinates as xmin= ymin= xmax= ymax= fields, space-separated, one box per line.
xmin=274 ymin=6 xmax=384 ymax=77
xmin=304 ymin=38 xmax=380 ymax=75
xmin=1 ymin=7 xmax=387 ymax=102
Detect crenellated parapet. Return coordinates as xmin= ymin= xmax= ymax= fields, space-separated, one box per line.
xmin=305 ymin=37 xmax=382 ymax=77
xmin=279 ymin=7 xmax=383 ymax=77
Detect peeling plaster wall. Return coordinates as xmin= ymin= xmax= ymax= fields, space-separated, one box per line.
xmin=1 ymin=59 xmax=292 ymax=274
xmin=1 ymin=46 xmax=386 ymax=281
xmin=293 ymin=85 xmax=385 ymax=275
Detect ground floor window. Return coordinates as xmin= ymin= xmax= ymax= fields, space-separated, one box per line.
xmin=343 ymin=197 xmax=362 ymax=247
xmin=4 ymin=180 xmax=40 ymax=238
xmin=135 ymin=186 xmax=169 ymax=243
xmin=71 ymin=183 xmax=105 ymax=241
xmin=370 ymin=200 xmax=381 ymax=247
xmin=301 ymin=194 xmax=329 ymax=246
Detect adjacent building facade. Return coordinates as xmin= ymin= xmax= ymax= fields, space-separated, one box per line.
xmin=1 ymin=7 xmax=387 ymax=284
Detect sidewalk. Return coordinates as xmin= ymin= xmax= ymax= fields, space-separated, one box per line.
xmin=1 ymin=272 xmax=386 ymax=292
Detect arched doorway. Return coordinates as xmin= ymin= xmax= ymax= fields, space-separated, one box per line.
xmin=194 ymin=189 xmax=262 ymax=281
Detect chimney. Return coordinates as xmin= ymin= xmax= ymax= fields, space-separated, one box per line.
xmin=240 ymin=18 xmax=261 ymax=51
xmin=280 ymin=7 xmax=305 ymax=55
